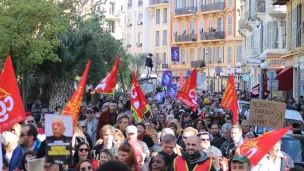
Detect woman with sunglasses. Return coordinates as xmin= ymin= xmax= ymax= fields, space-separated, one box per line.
xmin=118 ymin=143 xmax=139 ymax=171
xmin=78 ymin=159 xmax=94 ymax=171
xmin=73 ymin=142 xmax=92 ymax=169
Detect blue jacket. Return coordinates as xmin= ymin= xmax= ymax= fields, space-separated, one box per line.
xmin=9 ymin=139 xmax=42 ymax=171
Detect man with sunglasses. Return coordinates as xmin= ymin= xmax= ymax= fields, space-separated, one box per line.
xmin=84 ymin=108 xmax=98 ymax=144
xmin=9 ymin=124 xmax=42 ymax=171
xmin=198 ymin=131 xmax=222 ymax=157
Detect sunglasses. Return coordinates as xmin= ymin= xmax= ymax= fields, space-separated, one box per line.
xmin=87 ymin=112 xmax=93 ymax=114
xmin=27 ymin=120 xmax=34 ymax=123
xmin=81 ymin=166 xmax=92 ymax=171
xmin=81 ymin=126 xmax=87 ymax=129
xmin=20 ymin=133 xmax=28 ymax=138
xmin=201 ymin=138 xmax=210 ymax=142
xmin=79 ymin=148 xmax=89 ymax=152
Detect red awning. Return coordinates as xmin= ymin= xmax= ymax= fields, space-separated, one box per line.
xmin=251 ymin=67 xmax=293 ymax=92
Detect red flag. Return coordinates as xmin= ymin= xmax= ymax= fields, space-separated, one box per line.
xmin=178 ymin=72 xmax=184 ymax=88
xmin=221 ymin=73 xmax=238 ymax=125
xmin=91 ymin=57 xmax=119 ymax=94
xmin=130 ymin=72 xmax=150 ymax=122
xmin=62 ymin=60 xmax=91 ymax=128
xmin=0 ymin=56 xmax=26 ymax=133
xmin=240 ymin=126 xmax=291 ymax=166
xmin=176 ymin=68 xmax=197 ymax=112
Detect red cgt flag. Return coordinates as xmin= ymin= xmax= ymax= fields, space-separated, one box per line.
xmin=176 ymin=68 xmax=197 ymax=112
xmin=62 ymin=60 xmax=91 ymax=128
xmin=0 ymin=56 xmax=26 ymax=133
xmin=91 ymin=57 xmax=120 ymax=95
xmin=221 ymin=73 xmax=239 ymax=125
xmin=130 ymin=72 xmax=150 ymax=122
xmin=240 ymin=126 xmax=291 ymax=166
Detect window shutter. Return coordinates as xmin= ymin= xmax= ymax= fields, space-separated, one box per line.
xmin=228 ymin=16 xmax=233 ymax=35
xmin=292 ymin=7 xmax=297 ymax=48
xmin=228 ymin=46 xmax=232 ymax=63
xmin=273 ymin=21 xmax=278 ymax=48
xmin=163 ymin=8 xmax=167 ymax=24
xmin=267 ymin=22 xmax=272 ymax=49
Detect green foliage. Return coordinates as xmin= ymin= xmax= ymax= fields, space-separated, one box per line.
xmin=128 ymin=53 xmax=147 ymax=78
xmin=0 ymin=0 xmax=68 ymax=74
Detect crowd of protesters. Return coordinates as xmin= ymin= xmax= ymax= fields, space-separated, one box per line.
xmin=1 ymin=90 xmax=303 ymax=171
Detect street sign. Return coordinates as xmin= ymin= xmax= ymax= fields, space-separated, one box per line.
xmin=267 ymin=70 xmax=277 ymax=80
xmin=267 ymin=79 xmax=279 ymax=91
xmin=215 ymin=66 xmax=223 ymax=74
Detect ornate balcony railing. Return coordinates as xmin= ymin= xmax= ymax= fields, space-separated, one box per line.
xmin=175 ymin=34 xmax=197 ymax=42
xmin=201 ymin=2 xmax=225 ymax=12
xmin=175 ymin=6 xmax=197 ymax=15
xmin=150 ymin=0 xmax=169 ymax=5
xmin=200 ymin=31 xmax=224 ymax=40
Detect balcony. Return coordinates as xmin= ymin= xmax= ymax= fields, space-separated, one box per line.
xmin=175 ymin=6 xmax=197 ymax=16
xmin=174 ymin=34 xmax=197 ymax=43
xmin=200 ymin=2 xmax=225 ymax=13
xmin=200 ymin=30 xmax=224 ymax=41
xmin=136 ymin=42 xmax=142 ymax=47
xmin=273 ymin=0 xmax=289 ymax=5
xmin=150 ymin=0 xmax=169 ymax=6
xmin=138 ymin=0 xmax=143 ymax=7
xmin=137 ymin=21 xmax=143 ymax=25
xmin=266 ymin=3 xmax=286 ymax=19
xmin=128 ymin=2 xmax=132 ymax=9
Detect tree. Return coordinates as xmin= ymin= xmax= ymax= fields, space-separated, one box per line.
xmin=0 ymin=0 xmax=67 ymax=110
xmin=128 ymin=53 xmax=147 ymax=78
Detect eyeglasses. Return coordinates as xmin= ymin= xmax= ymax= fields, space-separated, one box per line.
xmin=27 ymin=120 xmax=34 ymax=123
xmin=20 ymin=133 xmax=28 ymax=138
xmin=201 ymin=138 xmax=210 ymax=142
xmin=87 ymin=112 xmax=93 ymax=114
xmin=79 ymin=148 xmax=89 ymax=152
xmin=81 ymin=126 xmax=87 ymax=129
xmin=81 ymin=166 xmax=92 ymax=171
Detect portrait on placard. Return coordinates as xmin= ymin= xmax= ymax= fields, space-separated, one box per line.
xmin=45 ymin=114 xmax=73 ymax=165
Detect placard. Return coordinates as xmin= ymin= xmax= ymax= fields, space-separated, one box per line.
xmin=247 ymin=99 xmax=286 ymax=129
xmin=45 ymin=114 xmax=73 ymax=165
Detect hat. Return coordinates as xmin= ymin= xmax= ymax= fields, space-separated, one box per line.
xmin=197 ymin=131 xmax=209 ymax=137
xmin=231 ymin=155 xmax=251 ymax=167
xmin=126 ymin=125 xmax=137 ymax=134
xmin=203 ymin=98 xmax=211 ymax=105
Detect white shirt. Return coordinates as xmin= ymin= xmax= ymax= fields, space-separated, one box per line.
xmin=251 ymin=152 xmax=283 ymax=171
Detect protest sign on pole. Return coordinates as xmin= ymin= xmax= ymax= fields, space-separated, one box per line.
xmin=247 ymin=99 xmax=286 ymax=129
xmin=45 ymin=114 xmax=73 ymax=165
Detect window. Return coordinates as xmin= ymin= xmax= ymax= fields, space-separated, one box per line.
xmin=137 ymin=32 xmax=141 ymax=44
xmin=190 ymin=49 xmax=195 ymax=62
xmin=163 ymin=53 xmax=167 ymax=64
xmin=156 ymin=9 xmax=160 ymax=24
xmin=228 ymin=16 xmax=233 ymax=35
xmin=110 ymin=2 xmax=115 ymax=15
xmin=228 ymin=0 xmax=233 ymax=6
xmin=228 ymin=46 xmax=232 ymax=63
xmin=219 ymin=46 xmax=224 ymax=63
xmin=163 ymin=30 xmax=167 ymax=46
xmin=237 ymin=45 xmax=242 ymax=62
xmin=190 ymin=21 xmax=195 ymax=34
xmin=108 ymin=21 xmax=115 ymax=33
xmin=199 ymin=20 xmax=204 ymax=33
xmin=156 ymin=31 xmax=159 ymax=47
xmin=198 ymin=48 xmax=205 ymax=60
xmin=163 ymin=8 xmax=168 ymax=24
xmin=282 ymin=21 xmax=286 ymax=48
xmin=183 ymin=49 xmax=188 ymax=64
xmin=180 ymin=49 xmax=184 ymax=64
xmin=138 ymin=13 xmax=143 ymax=23
xmin=217 ymin=18 xmax=223 ymax=31
xmin=209 ymin=18 xmax=213 ymax=29
xmin=173 ymin=23 xmax=178 ymax=36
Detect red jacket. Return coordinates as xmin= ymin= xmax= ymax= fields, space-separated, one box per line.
xmin=96 ymin=109 xmax=118 ymax=140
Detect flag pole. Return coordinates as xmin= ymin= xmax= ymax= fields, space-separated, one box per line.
xmin=165 ymin=99 xmax=176 ymax=115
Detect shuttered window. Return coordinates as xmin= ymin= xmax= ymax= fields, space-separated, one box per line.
xmin=199 ymin=20 xmax=204 ymax=33
xmin=292 ymin=7 xmax=298 ymax=48
xmin=163 ymin=8 xmax=167 ymax=24
xmin=163 ymin=30 xmax=167 ymax=46
xmin=237 ymin=45 xmax=242 ymax=63
xmin=156 ymin=31 xmax=159 ymax=47
xmin=156 ymin=9 xmax=160 ymax=24
xmin=228 ymin=46 xmax=232 ymax=63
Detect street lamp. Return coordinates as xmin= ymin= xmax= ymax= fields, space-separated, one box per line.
xmin=236 ymin=67 xmax=242 ymax=91
xmin=259 ymin=53 xmax=268 ymax=99
xmin=220 ymin=71 xmax=224 ymax=92
xmin=205 ymin=50 xmax=209 ymax=92
xmin=227 ymin=65 xmax=231 ymax=77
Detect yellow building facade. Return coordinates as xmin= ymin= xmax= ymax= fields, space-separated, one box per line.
xmin=169 ymin=0 xmax=243 ymax=91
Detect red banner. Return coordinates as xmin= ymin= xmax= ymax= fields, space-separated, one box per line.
xmin=62 ymin=60 xmax=91 ymax=128
xmin=91 ymin=57 xmax=120 ymax=94
xmin=176 ymin=68 xmax=197 ymax=112
xmin=221 ymin=73 xmax=238 ymax=125
xmin=240 ymin=126 xmax=291 ymax=166
xmin=130 ymin=72 xmax=150 ymax=122
xmin=0 ymin=56 xmax=26 ymax=132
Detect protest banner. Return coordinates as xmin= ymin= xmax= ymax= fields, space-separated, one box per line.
xmin=45 ymin=114 xmax=73 ymax=165
xmin=247 ymin=99 xmax=286 ymax=129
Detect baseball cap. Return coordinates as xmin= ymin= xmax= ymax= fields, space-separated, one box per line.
xmin=126 ymin=125 xmax=137 ymax=134
xmin=231 ymin=155 xmax=251 ymax=167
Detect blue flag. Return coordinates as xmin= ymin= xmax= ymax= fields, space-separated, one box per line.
xmin=167 ymin=84 xmax=177 ymax=98
xmin=155 ymin=91 xmax=164 ymax=103
xmin=162 ymin=70 xmax=172 ymax=86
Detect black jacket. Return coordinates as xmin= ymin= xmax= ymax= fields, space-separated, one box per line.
xmin=140 ymin=134 xmax=155 ymax=148
xmin=220 ymin=138 xmax=244 ymax=159
xmin=145 ymin=56 xmax=153 ymax=68
xmin=180 ymin=151 xmax=216 ymax=171
xmin=211 ymin=134 xmax=226 ymax=150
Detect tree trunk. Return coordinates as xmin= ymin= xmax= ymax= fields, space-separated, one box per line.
xmin=48 ymin=78 xmax=74 ymax=111
xmin=22 ymin=74 xmax=28 ymax=111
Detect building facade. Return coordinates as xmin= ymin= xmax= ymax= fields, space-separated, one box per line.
xmin=169 ymin=0 xmax=243 ymax=92
xmin=239 ymin=0 xmax=288 ymax=98
xmin=124 ymin=0 xmax=170 ymax=73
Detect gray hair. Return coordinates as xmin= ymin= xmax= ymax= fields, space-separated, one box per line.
xmin=222 ymin=123 xmax=232 ymax=132
xmin=162 ymin=134 xmax=176 ymax=144
xmin=161 ymin=128 xmax=175 ymax=141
